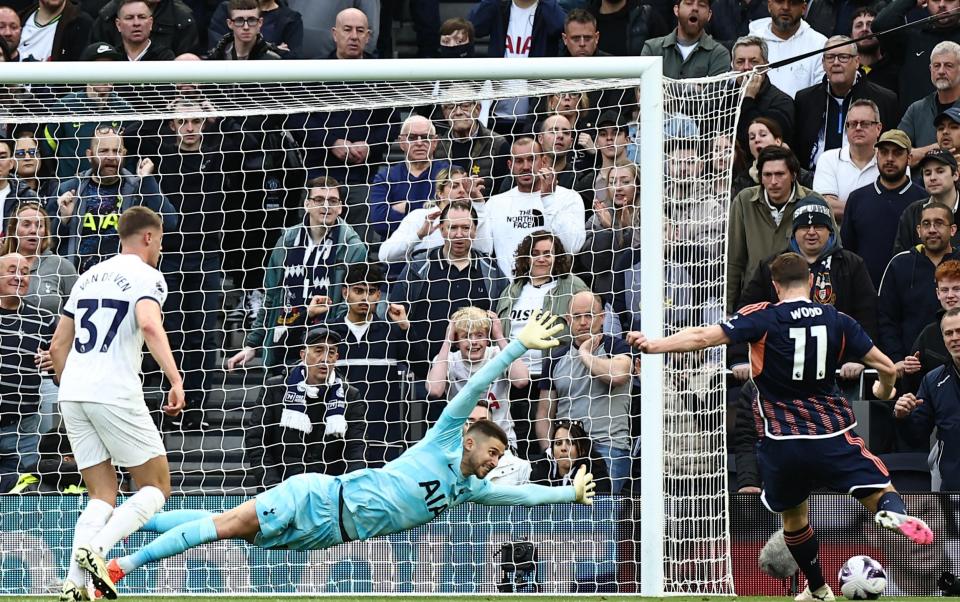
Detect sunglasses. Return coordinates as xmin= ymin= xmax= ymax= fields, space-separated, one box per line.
xmin=14 ymin=148 xmax=37 ymax=158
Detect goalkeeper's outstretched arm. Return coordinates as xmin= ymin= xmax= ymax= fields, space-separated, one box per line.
xmin=472 ymin=465 xmax=597 ymax=506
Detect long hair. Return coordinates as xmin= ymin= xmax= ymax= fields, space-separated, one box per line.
xmin=512 ymin=230 xmax=572 ymax=283
xmin=1 ymin=201 xmax=51 ymax=255
xmin=550 ymin=418 xmax=595 ymax=460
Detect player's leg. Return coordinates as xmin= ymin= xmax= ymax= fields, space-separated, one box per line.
xmin=860 ymin=485 xmax=934 ymax=544
xmin=781 ymin=500 xmax=833 ymax=601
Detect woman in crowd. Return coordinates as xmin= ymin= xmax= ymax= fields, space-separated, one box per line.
xmin=731 ymin=117 xmax=813 ymax=198
xmin=13 ymin=133 xmax=57 ymax=199
xmin=530 ymin=419 xmax=611 ymax=494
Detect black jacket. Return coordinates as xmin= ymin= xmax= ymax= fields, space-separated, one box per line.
xmin=91 ymin=0 xmax=199 ymax=56
xmin=793 ymin=77 xmax=900 ymax=170
xmin=207 ymin=0 xmax=302 ymax=58
xmin=587 ymin=0 xmax=672 ymax=55
xmin=706 ymin=0 xmax=768 ymax=46
xmin=206 ymin=32 xmax=282 ymax=61
xmin=736 ymin=76 xmax=795 ymax=150
xmin=18 ymin=1 xmax=93 ymax=61
xmin=894 ymin=196 xmax=960 ymax=255
xmin=731 ymin=380 xmax=761 ymax=490
xmin=0 ymin=177 xmax=39 ymax=224
xmin=904 ymin=308 xmax=949 ymax=394
xmin=530 ymin=449 xmax=612 ymax=494
xmin=899 ymin=361 xmax=960 ymax=491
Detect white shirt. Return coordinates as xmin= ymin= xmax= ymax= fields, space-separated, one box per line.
xmin=480 ymin=186 xmax=586 ymax=279
xmin=19 ymin=11 xmax=58 ymax=63
xmin=812 ymin=146 xmax=879 ymax=203
xmin=495 ymin=1 xmax=537 ymax=119
xmin=447 ymin=346 xmax=517 ymax=448
xmin=59 ymin=254 xmax=168 ymax=406
xmin=508 ymin=280 xmax=557 ymax=375
xmin=486 ymin=449 xmax=532 ymax=485
xmin=748 ymin=18 xmax=827 ymax=99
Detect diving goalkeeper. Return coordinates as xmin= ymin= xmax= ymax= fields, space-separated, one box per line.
xmin=81 ymin=311 xmax=596 ymax=600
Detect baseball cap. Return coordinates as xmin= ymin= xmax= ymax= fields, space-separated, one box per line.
xmin=596 ymin=110 xmax=628 ymax=130
xmin=792 ymin=198 xmax=833 ymax=232
xmin=874 ymin=129 xmax=911 ymax=150
xmin=919 ymin=148 xmax=959 ymax=170
xmin=935 ymin=106 xmax=960 ymax=127
xmin=305 ymin=327 xmax=342 ymax=346
xmin=81 ymin=43 xmax=123 ymax=61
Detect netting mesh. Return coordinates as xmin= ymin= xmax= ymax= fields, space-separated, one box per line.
xmin=0 ymin=70 xmax=748 ymax=595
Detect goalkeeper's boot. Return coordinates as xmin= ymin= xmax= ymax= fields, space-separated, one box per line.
xmin=794 ymin=583 xmax=835 ymax=601
xmin=875 ymin=510 xmax=934 ymax=544
xmin=59 ymin=579 xmax=90 ymax=602
xmin=75 ymin=545 xmax=118 ymax=600
xmin=92 ymin=560 xmax=126 ymax=600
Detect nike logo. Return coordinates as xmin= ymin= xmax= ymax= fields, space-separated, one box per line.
xmin=917 ymin=51 xmax=926 ymax=56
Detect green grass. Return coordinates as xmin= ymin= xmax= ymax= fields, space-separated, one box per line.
xmin=10 ymin=597 xmax=951 ymax=602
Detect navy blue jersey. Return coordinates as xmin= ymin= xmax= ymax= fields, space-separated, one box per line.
xmin=719 ymin=300 xmax=874 ymax=439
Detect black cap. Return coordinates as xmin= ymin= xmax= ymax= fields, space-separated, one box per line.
xmin=81 ymin=42 xmax=123 ymax=61
xmin=305 ymin=327 xmax=342 ymax=346
xmin=596 ymin=110 xmax=628 ymax=130
xmin=792 ymin=198 xmax=834 ymax=233
xmin=919 ymin=148 xmax=959 ymax=171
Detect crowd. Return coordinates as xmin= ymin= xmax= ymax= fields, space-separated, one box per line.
xmin=0 ymin=0 xmax=958 ymax=499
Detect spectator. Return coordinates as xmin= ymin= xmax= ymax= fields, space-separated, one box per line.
xmin=426 ymin=306 xmax=528 ymax=451
xmin=244 ymin=327 xmax=364 ymax=489
xmin=732 ymin=117 xmax=814 ymax=198
xmin=641 ymin=0 xmax=731 ymax=79
xmin=390 ymin=199 xmax=508 ymax=369
xmin=0 ymin=6 xmax=21 ymax=60
xmin=937 ymin=106 xmax=960 ymax=166
xmin=369 ymin=115 xmax=450 ymax=241
xmin=49 ymin=126 xmax=175 ymax=273
xmin=464 ymin=400 xmax=532 ymax=485
xmin=90 ymin=0 xmax=198 ymax=56
xmin=729 ymin=380 xmax=761 ymax=492
xmin=841 ymin=129 xmax=929 ymax=288
xmin=793 ymin=36 xmax=899 ymax=170
xmin=113 ymin=0 xmax=176 ymax=60
xmin=535 ymin=92 xmax=599 ymax=159
xmin=587 ymin=0 xmax=671 ymax=57
xmin=747 ymin=0 xmax=827 ymax=99
xmin=0 ymin=252 xmax=54 ymax=493
xmin=726 ymin=145 xmax=830 ymax=312
xmin=578 ymin=163 xmax=640 ymax=299
xmin=903 ymin=259 xmax=960 ymax=392
xmin=538 ymin=290 xmax=632 ymax=492
xmin=0 ymin=137 xmax=38 ymax=227
xmin=285 ymin=0 xmax=377 ymax=59
xmin=894 ymin=306 xmax=960 ymax=491
xmin=875 ymin=0 xmax=960 ymax=111
xmin=536 ymin=113 xmax=594 ymax=195
xmin=879 ymin=202 xmax=960 ymax=368
xmin=323 ymin=263 xmax=426 ymax=468
xmin=852 ymin=8 xmax=897 ymax=93
xmin=437 ymin=16 xmax=475 ymax=59
xmin=898 ymin=41 xmax=960 ymax=163
xmin=530 ymin=418 xmax=612 ymax=493
xmin=42 ymin=42 xmax=132 ymax=180
xmin=17 ymin=0 xmax=93 ymax=62
xmin=434 ymin=99 xmax=507 ymax=194
xmin=206 ymin=0 xmax=281 ymax=60
xmin=207 ymin=0 xmax=302 ymax=58
xmin=729 ymin=35 xmax=794 ymax=152
xmin=496 ymin=231 xmax=589 ymax=457
xmin=812 ymin=98 xmax=882 ymax=221
xmin=226 ymin=176 xmax=366 ymax=375
xmin=482 ymin=138 xmax=586 ymax=280
xmin=894 ymin=149 xmax=960 ymax=253
xmin=560 ymin=9 xmax=633 ymax=112
xmin=708 ymin=0 xmax=768 ymax=46
xmin=13 ymin=133 xmax=56 ymax=199
xmin=589 ymin=111 xmax=632 ymax=205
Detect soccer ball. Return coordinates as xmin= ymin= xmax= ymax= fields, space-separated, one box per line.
xmin=838 ymin=555 xmax=887 ymax=599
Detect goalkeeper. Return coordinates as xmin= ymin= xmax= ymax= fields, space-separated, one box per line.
xmin=84 ymin=311 xmax=596 ymax=599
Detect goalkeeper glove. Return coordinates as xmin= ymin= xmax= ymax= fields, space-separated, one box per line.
xmin=516 ymin=310 xmax=564 ymax=350
xmin=573 ymin=464 xmax=596 ymax=505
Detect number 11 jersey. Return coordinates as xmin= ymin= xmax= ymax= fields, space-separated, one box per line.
xmin=60 ymin=253 xmax=168 ymax=407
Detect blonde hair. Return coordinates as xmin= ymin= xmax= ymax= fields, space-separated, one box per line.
xmin=450 ymin=306 xmax=491 ymax=337
xmin=1 ymin=202 xmax=51 ymax=255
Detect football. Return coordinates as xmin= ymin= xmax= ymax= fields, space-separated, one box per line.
xmin=838 ymin=555 xmax=887 ymax=599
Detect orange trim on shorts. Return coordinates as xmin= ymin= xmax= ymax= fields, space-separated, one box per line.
xmin=845 ymin=431 xmax=890 ymax=477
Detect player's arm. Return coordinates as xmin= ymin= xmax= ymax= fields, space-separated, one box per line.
xmin=48 ymin=315 xmax=75 ymax=385
xmin=136 ymin=299 xmax=185 ymax=415
xmin=627 ymin=325 xmax=731 ymax=354
xmin=861 ymin=345 xmax=898 ymax=400
xmin=471 ymin=465 xmax=596 ymax=506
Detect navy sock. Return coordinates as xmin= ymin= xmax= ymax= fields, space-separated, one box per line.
xmin=877 ymin=491 xmax=908 ymax=515
xmin=784 ymin=525 xmax=825 ymax=591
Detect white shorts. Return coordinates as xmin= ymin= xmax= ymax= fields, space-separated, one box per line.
xmin=60 ymin=401 xmax=166 ymax=470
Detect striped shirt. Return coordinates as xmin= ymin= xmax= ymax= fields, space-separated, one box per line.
xmin=0 ymin=302 xmax=55 ymax=425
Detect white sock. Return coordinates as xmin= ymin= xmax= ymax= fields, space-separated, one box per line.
xmin=89 ymin=486 xmax=166 ymax=558
xmin=67 ymin=499 xmax=113 ymax=584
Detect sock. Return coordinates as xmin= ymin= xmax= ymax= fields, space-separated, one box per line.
xmin=784 ymin=525 xmax=825 ymax=592
xmin=89 ymin=486 xmax=166 ymax=558
xmin=117 ymin=516 xmax=218 ymax=573
xmin=877 ymin=491 xmax=908 ymax=515
xmin=67 ymin=499 xmax=113 ymax=585
xmin=142 ymin=509 xmax=213 ymax=533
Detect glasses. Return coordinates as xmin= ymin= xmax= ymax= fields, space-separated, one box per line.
xmin=845 ymin=120 xmax=879 ymax=130
xmin=402 ymin=133 xmax=434 ymax=142
xmin=230 ymin=16 xmax=260 ymax=28
xmin=442 ymin=102 xmax=478 ymax=111
xmin=14 ymin=148 xmax=37 ymax=158
xmin=307 ymin=195 xmax=341 ymax=206
xmin=823 ymin=53 xmax=857 ymax=64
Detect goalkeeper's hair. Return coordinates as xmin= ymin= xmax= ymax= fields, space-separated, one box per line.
xmin=117 ymin=206 xmax=163 ymax=239
xmin=450 ymin=306 xmax=491 ymax=336
xmin=465 ymin=419 xmax=508 ymax=448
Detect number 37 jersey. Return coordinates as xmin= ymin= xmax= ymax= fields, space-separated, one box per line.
xmin=719 ymin=299 xmax=874 ymax=440
xmin=60 ymin=254 xmax=168 ymax=407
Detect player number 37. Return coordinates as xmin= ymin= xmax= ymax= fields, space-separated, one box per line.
xmin=788 ymin=325 xmax=827 ymax=380
xmin=73 ymin=298 xmax=130 ymax=353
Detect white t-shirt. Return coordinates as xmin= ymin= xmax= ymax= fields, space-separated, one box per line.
xmin=19 ymin=11 xmax=58 ymax=63
xmin=447 ymin=346 xmax=517 ymax=448
xmin=0 ymin=184 xmax=10 ymax=222
xmin=508 ymin=280 xmax=557 ymax=375
xmin=495 ymin=1 xmax=537 ymax=119
xmin=59 ymin=254 xmax=168 ymax=406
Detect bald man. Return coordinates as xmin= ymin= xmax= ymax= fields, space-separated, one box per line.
xmin=288 ymin=0 xmax=378 ymax=59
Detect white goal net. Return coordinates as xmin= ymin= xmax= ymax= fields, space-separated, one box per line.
xmin=0 ymin=59 xmax=746 ymax=596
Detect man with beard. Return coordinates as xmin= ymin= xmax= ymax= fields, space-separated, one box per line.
xmin=641 ymin=0 xmax=730 ymax=78
xmin=936 ymin=106 xmax=960 ymax=166
xmin=747 ymin=0 xmax=826 ymax=98
xmin=49 ymin=127 xmax=175 ymax=273
xmin=852 ymin=9 xmax=898 ymax=92
xmin=876 ymin=0 xmax=960 ymax=110
xmin=880 ymin=202 xmax=960 ymax=371
xmin=894 ymin=149 xmax=960 ymax=252
xmin=841 ymin=129 xmax=928 ymax=288
xmin=899 ymin=41 xmax=960 ymax=161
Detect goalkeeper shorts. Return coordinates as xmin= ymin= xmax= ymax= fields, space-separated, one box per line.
xmin=254 ymin=473 xmax=350 ymax=550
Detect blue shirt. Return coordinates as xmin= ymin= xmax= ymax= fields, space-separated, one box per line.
xmin=339 ymin=340 xmax=576 ymax=540
xmin=719 ymin=300 xmax=874 ymax=439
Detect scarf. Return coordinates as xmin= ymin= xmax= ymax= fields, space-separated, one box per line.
xmin=276 ymin=222 xmax=339 ymax=331
xmin=279 ymin=363 xmax=347 ymax=434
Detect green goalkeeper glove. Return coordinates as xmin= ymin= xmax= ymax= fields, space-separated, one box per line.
xmin=516 ymin=310 xmax=563 ymax=351
xmin=573 ymin=464 xmax=596 ymax=505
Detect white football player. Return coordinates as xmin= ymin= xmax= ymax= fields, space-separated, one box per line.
xmin=49 ymin=206 xmax=185 ymax=601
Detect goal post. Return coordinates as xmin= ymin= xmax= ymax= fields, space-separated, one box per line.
xmin=0 ymin=57 xmax=748 ymax=596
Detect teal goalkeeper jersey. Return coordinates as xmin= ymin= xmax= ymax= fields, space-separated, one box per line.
xmin=338 ymin=340 xmax=577 ymax=541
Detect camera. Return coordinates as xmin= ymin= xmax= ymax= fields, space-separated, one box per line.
xmin=495 ymin=539 xmax=539 ymax=593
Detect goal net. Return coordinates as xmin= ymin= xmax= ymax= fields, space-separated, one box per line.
xmin=0 ymin=58 xmax=746 ymax=596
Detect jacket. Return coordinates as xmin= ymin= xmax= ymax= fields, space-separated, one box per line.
xmin=587 ymin=0 xmax=671 ymax=55
xmin=640 ymin=30 xmax=731 ymax=78
xmin=207 ymin=0 xmax=303 ymax=58
xmin=91 ymin=0 xmax=199 ymax=55
xmin=368 ymin=159 xmax=451 ymax=239
xmin=904 ymin=308 xmax=949 ymax=394
xmin=736 ymin=76 xmax=795 ymax=150
xmin=899 ymin=361 xmax=960 ymax=491
xmin=529 ymin=449 xmax=612 ymax=494
xmin=878 ymin=245 xmax=960 ymax=362
xmin=893 ymin=196 xmax=960 ymax=254
xmin=433 ymin=122 xmax=506 ymax=191
xmin=793 ymin=76 xmax=901 ymax=170
xmin=731 ymin=381 xmax=761 ymax=490
xmin=706 ymin=0 xmax=769 ymax=47
xmin=205 ymin=31 xmax=282 ymax=60
xmin=393 ymin=246 xmax=508 ymax=313
xmin=18 ymin=0 xmax=92 ymax=61
xmin=898 ymin=92 xmax=960 ymax=149
xmin=469 ymin=0 xmax=566 ymax=58
xmin=43 ymin=90 xmax=133 ymax=179
xmin=0 ymin=177 xmax=39 ymax=224
xmin=496 ymin=274 xmax=590 ymax=346
xmin=245 ymin=220 xmax=367 ymax=370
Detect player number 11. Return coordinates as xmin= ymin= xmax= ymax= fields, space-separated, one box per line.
xmin=788 ymin=325 xmax=827 ymax=380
